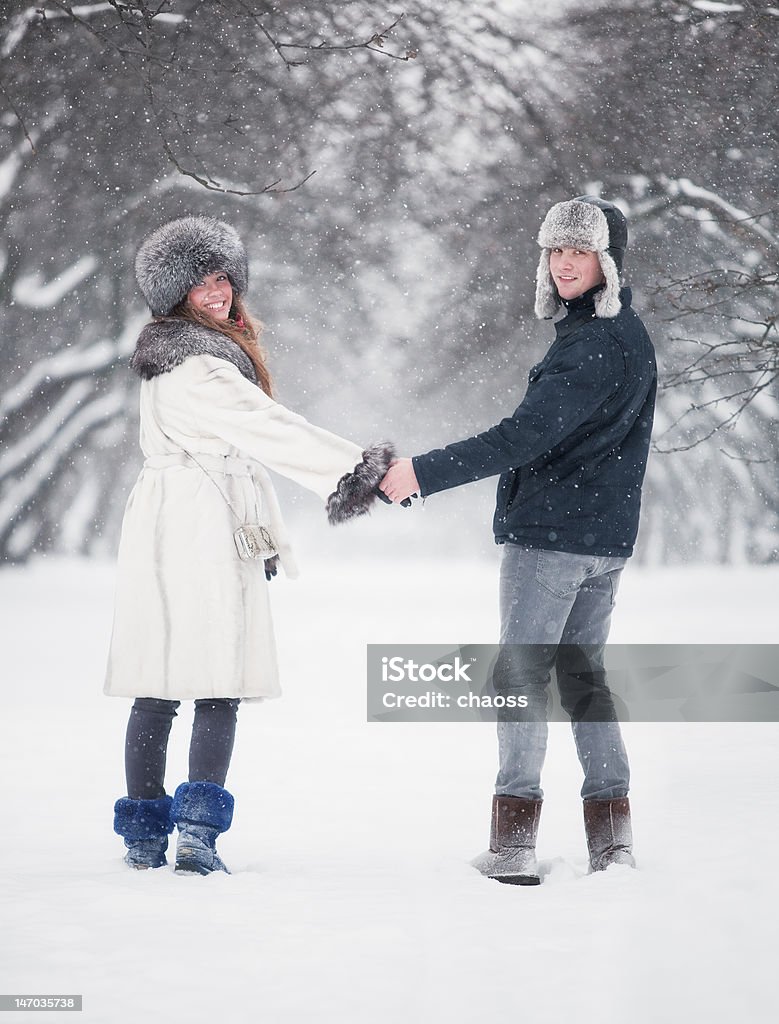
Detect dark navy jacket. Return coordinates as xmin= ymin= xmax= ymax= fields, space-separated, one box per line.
xmin=412 ymin=286 xmax=656 ymax=557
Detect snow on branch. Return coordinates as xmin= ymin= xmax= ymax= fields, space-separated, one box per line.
xmin=1 ymin=3 xmax=184 ymax=58
xmin=0 ymin=379 xmax=92 ymax=483
xmin=12 ymin=255 xmax=98 ymax=308
xmin=0 ymin=315 xmax=142 ymax=425
xmin=138 ymin=12 xmax=415 ymax=195
xmin=647 ymin=170 xmax=778 ymax=455
xmin=690 ymin=1 xmax=744 ymax=12
xmin=661 ymin=177 xmax=779 ymax=252
xmin=650 ymin=330 xmax=778 ymax=452
xmin=651 ymin=371 xmax=777 ymax=453
xmin=6 ymin=3 xmax=416 ymax=196
xmin=2 ymin=7 xmax=45 ymax=59
xmin=0 ymin=387 xmax=126 ymax=537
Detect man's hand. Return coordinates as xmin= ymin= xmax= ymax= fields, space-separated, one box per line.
xmin=379 ymin=458 xmax=420 ymax=504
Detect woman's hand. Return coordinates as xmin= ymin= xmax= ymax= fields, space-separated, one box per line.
xmin=264 ymin=556 xmax=279 ymax=581
xmin=379 ymin=458 xmax=420 ymax=504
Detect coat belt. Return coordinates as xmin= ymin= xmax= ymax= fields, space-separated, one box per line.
xmin=143 ymin=452 xmax=255 ymax=476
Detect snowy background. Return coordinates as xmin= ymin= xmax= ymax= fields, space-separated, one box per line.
xmin=1 ymin=0 xmax=777 ymax=564
xmin=1 ymin=0 xmax=778 ymax=1020
xmin=1 ymin=552 xmax=778 ymax=1022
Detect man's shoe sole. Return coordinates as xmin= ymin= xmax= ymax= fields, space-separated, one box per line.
xmin=492 ymin=874 xmax=541 ymax=886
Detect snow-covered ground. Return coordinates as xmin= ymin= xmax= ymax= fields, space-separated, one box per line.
xmin=1 ymin=555 xmax=777 ymax=1023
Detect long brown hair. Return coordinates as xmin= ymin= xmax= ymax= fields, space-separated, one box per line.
xmin=161 ymin=293 xmax=274 ymax=398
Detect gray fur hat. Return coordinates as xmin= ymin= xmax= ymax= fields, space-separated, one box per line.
xmin=135 ymin=216 xmax=249 ymax=316
xmin=534 ymin=196 xmax=628 ymax=320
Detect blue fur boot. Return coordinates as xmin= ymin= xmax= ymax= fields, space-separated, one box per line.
xmin=113 ymin=795 xmax=174 ymax=870
xmin=171 ymin=782 xmax=234 ymax=876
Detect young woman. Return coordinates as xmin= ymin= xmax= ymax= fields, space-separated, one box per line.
xmin=106 ymin=216 xmax=392 ymax=875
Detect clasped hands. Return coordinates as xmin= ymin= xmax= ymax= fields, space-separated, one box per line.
xmin=269 ymin=460 xmax=417 ymax=586
xmin=379 ymin=457 xmax=420 ymax=505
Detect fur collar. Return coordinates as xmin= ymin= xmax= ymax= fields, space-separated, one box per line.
xmin=130 ymin=319 xmax=257 ymax=383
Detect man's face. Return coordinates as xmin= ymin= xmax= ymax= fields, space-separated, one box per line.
xmin=549 ymin=247 xmax=605 ymax=301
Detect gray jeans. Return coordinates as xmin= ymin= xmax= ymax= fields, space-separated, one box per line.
xmin=495 ymin=544 xmax=630 ymax=801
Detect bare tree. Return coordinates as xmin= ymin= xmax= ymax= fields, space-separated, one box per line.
xmin=2 ymin=0 xmax=776 ymax=564
xmin=0 ymin=0 xmax=422 ymax=562
xmin=648 ymin=178 xmax=777 ymax=451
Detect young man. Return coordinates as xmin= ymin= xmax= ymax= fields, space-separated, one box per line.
xmin=380 ymin=196 xmax=657 ymax=884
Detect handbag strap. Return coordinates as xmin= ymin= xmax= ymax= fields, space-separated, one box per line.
xmin=180 ymin=448 xmax=246 ymax=525
xmin=153 ymin=417 xmax=266 ymax=528
xmin=154 ymin=426 xmax=258 ymax=527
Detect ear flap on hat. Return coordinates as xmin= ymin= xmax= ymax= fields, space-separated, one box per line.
xmin=534 ymin=250 xmax=560 ymax=319
xmin=534 ymin=198 xmax=625 ymax=320
xmin=593 ymin=250 xmax=622 ymax=318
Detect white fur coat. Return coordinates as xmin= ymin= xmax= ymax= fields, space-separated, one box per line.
xmin=105 ymin=327 xmax=389 ymax=702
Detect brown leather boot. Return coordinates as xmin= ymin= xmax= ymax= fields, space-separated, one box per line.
xmin=473 ymin=795 xmax=541 ymax=885
xmin=583 ymin=797 xmax=636 ymax=871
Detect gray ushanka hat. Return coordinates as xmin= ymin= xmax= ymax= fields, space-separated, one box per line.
xmin=135 ymin=216 xmax=249 ymax=316
xmin=534 ymin=196 xmax=628 ymax=320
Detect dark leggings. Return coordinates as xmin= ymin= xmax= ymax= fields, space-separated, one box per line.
xmin=125 ymin=697 xmax=240 ymax=800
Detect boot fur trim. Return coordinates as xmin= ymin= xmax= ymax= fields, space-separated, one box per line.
xmin=172 ymin=782 xmax=234 ymax=833
xmin=113 ymin=795 xmax=174 ymax=840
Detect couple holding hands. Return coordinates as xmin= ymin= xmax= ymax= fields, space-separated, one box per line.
xmin=106 ymin=196 xmax=656 ymax=883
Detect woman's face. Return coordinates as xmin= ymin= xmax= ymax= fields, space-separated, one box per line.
xmin=187 ymin=272 xmax=233 ymax=320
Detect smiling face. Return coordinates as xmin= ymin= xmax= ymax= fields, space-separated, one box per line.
xmin=187 ymin=271 xmax=233 ymax=320
xmin=549 ymin=247 xmax=605 ymax=302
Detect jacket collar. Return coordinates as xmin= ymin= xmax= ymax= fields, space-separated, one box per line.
xmin=130 ymin=318 xmax=257 ymax=383
xmin=554 ymin=286 xmax=632 ymax=341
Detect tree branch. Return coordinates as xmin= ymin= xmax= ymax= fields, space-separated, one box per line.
xmin=143 ymin=72 xmax=316 ymax=195
xmin=257 ymin=13 xmax=416 ymax=70
xmin=0 ymin=85 xmax=37 ymax=154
